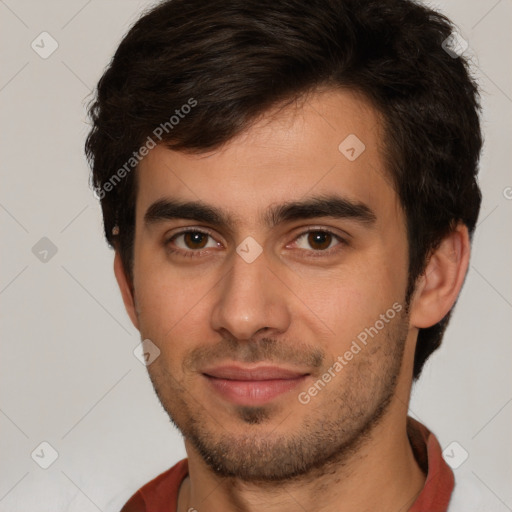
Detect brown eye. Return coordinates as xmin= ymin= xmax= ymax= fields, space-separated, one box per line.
xmin=167 ymin=229 xmax=219 ymax=256
xmin=307 ymin=231 xmax=333 ymax=250
xmin=292 ymin=229 xmax=345 ymax=255
xmin=183 ymin=231 xmax=209 ymax=249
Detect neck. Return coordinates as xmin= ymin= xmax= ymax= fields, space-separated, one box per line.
xmin=177 ymin=406 xmax=426 ymax=512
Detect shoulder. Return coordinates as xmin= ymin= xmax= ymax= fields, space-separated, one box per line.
xmin=120 ymin=459 xmax=189 ymax=512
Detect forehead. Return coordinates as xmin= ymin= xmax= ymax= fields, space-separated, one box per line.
xmin=136 ymin=88 xmax=400 ymax=229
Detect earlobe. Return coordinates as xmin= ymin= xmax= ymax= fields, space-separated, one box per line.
xmin=113 ymin=251 xmax=140 ymax=330
xmin=409 ymin=224 xmax=470 ymax=329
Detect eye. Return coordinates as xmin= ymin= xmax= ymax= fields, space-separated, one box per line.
xmin=166 ymin=229 xmax=221 ymax=257
xmin=164 ymin=227 xmax=346 ymax=259
xmin=292 ymin=229 xmax=345 ymax=254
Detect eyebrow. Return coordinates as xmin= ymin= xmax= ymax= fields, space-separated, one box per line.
xmin=143 ymin=194 xmax=377 ymax=232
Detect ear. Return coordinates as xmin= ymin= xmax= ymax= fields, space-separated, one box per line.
xmin=409 ymin=223 xmax=470 ymax=329
xmin=113 ymin=251 xmax=140 ymax=330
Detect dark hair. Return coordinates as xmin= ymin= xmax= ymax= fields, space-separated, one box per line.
xmin=85 ymin=0 xmax=482 ymax=379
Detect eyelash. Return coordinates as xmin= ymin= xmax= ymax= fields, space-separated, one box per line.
xmin=164 ymin=227 xmax=347 ymax=259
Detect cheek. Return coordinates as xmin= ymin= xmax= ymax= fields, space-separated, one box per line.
xmin=311 ymin=283 xmax=382 ymax=351
xmin=135 ymin=276 xmax=207 ymax=337
xmin=132 ymin=255 xmax=218 ymax=366
xmin=133 ymin=239 xmax=195 ymax=320
xmin=297 ymin=258 xmax=406 ymax=353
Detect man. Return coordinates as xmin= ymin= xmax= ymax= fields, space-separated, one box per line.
xmin=85 ymin=0 xmax=483 ymax=510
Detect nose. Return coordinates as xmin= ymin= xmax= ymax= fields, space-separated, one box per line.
xmin=210 ymin=246 xmax=292 ymax=342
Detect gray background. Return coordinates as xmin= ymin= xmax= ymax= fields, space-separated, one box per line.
xmin=0 ymin=0 xmax=511 ymax=510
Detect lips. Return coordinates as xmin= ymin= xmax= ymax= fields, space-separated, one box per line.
xmin=202 ymin=365 xmax=309 ymax=406
xmin=203 ymin=365 xmax=306 ymax=380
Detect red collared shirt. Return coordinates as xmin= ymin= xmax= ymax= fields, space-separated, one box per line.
xmin=120 ymin=418 xmax=454 ymax=512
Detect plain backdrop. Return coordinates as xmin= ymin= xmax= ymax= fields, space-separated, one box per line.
xmin=1 ymin=0 xmax=511 ymax=510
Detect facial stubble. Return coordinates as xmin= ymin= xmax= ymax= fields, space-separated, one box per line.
xmin=145 ymin=309 xmax=409 ymax=483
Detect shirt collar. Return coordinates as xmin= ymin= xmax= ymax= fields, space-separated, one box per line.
xmin=407 ymin=417 xmax=455 ymax=511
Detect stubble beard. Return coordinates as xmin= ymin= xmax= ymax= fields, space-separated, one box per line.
xmin=146 ymin=309 xmax=409 ymax=483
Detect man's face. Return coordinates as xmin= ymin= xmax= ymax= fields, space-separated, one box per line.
xmin=128 ymin=89 xmax=415 ymax=481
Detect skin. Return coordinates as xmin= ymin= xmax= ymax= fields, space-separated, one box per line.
xmin=114 ymin=88 xmax=470 ymax=512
